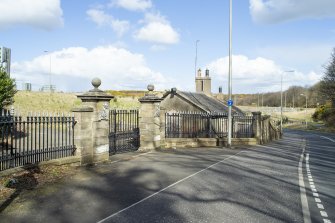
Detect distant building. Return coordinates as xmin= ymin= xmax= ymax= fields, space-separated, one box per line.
xmin=40 ymin=85 xmax=56 ymax=92
xmin=22 ymin=83 xmax=32 ymax=91
xmin=0 ymin=46 xmax=11 ymax=75
xmin=195 ymin=68 xmax=211 ymax=95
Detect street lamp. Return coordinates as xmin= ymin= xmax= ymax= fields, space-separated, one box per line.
xmin=300 ymin=94 xmax=308 ymax=129
xmin=280 ymin=70 xmax=294 ymax=134
xmin=44 ymin=50 xmax=52 ymax=92
xmin=227 ymin=0 xmax=233 ymax=148
xmin=195 ymin=40 xmax=200 ymax=77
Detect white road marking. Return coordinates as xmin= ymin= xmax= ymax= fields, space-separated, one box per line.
xmin=306 ymin=153 xmax=331 ymax=223
xmin=110 ymin=151 xmax=152 ymax=164
xmin=317 ymin=203 xmax=324 ymax=209
xmin=321 ymin=211 xmax=328 ymax=218
xmin=320 ymin=136 xmax=335 ymax=142
xmin=98 ymin=150 xmax=246 ymax=223
xmin=299 ymin=142 xmax=312 ymax=223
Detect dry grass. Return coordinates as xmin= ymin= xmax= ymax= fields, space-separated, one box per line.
xmin=12 ymin=91 xmax=81 ymax=116
xmin=238 ymin=106 xmax=315 ymax=121
xmin=11 ymin=91 xmax=141 ymax=116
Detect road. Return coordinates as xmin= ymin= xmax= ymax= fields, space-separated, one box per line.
xmin=0 ymin=130 xmax=334 ymax=223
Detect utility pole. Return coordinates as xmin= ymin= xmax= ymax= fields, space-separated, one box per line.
xmin=195 ymin=40 xmax=200 ymax=77
xmin=227 ymin=0 xmax=233 ymax=148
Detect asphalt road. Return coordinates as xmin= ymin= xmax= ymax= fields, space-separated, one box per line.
xmin=288 ymin=129 xmax=335 ymax=223
xmin=0 ymin=130 xmax=334 ymax=223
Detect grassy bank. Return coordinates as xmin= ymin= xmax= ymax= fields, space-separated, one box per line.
xmin=11 ymin=91 xmax=141 ymax=116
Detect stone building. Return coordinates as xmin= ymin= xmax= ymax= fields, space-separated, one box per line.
xmin=160 ymin=88 xmax=244 ymax=115
xmin=161 ymin=68 xmax=243 ymax=115
xmin=195 ymin=68 xmax=211 ymax=95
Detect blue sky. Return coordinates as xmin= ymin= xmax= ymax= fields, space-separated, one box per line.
xmin=1 ymin=0 xmax=334 ymax=93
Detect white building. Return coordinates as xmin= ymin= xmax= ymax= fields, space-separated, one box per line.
xmin=0 ymin=46 xmax=11 ymax=75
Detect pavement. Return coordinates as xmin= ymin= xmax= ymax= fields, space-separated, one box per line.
xmin=0 ymin=130 xmax=334 ymax=223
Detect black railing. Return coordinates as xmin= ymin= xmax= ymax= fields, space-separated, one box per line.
xmin=109 ymin=110 xmax=139 ymax=154
xmin=0 ymin=110 xmax=76 ymax=171
xmin=165 ymin=112 xmax=254 ymax=138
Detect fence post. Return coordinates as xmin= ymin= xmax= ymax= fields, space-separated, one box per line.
xmin=72 ymin=78 xmax=114 ymax=165
xmin=138 ymin=84 xmax=163 ymax=151
xmin=252 ymin=112 xmax=262 ymax=144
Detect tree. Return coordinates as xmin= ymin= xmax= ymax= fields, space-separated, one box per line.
xmin=0 ymin=67 xmax=17 ymax=109
xmin=319 ymin=48 xmax=335 ymax=107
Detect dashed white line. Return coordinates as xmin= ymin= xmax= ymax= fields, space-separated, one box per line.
xmin=306 ymin=153 xmax=332 ymax=223
xmin=320 ymin=211 xmax=329 ymax=218
xmin=313 ymin=192 xmax=319 ymax=197
xmin=317 ymin=203 xmax=324 ymax=209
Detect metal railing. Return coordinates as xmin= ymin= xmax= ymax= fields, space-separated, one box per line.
xmin=0 ymin=110 xmax=76 ymax=171
xmin=165 ymin=112 xmax=254 ymax=138
xmin=109 ymin=110 xmax=139 ymax=154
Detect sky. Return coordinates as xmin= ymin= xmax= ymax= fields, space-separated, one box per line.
xmin=1 ymin=0 xmax=335 ymax=93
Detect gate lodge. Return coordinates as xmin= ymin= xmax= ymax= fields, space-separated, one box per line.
xmin=1 ymin=78 xmax=280 ymax=171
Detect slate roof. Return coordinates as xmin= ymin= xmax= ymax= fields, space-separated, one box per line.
xmin=163 ymin=90 xmax=244 ymax=115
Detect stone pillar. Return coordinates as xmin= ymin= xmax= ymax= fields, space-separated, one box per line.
xmin=252 ymin=112 xmax=262 ymax=144
xmin=72 ymin=78 xmax=114 ymax=165
xmin=159 ymin=107 xmax=166 ymax=149
xmin=138 ymin=84 xmax=163 ymax=151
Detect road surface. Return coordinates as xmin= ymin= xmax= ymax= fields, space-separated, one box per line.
xmin=0 ymin=129 xmax=334 ymax=223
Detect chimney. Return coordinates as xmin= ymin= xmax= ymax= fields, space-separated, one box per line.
xmin=205 ymin=68 xmax=209 ymax=77
xmin=197 ymin=68 xmax=202 ymax=77
xmin=219 ymin=86 xmax=222 ymax=93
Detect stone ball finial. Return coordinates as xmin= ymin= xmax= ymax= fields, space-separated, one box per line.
xmin=92 ymin=77 xmax=101 ymax=89
xmin=147 ymin=84 xmax=154 ymax=92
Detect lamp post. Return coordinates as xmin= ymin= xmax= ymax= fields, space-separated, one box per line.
xmin=227 ymin=0 xmax=233 ymax=148
xmin=280 ymin=70 xmax=294 ymax=134
xmin=300 ymin=94 xmax=308 ymax=128
xmin=195 ymin=40 xmax=200 ymax=77
xmin=44 ymin=50 xmax=52 ymax=92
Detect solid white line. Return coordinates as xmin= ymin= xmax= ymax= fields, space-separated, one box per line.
xmin=299 ymin=142 xmax=312 ymax=223
xmin=320 ymin=136 xmax=335 ymax=142
xmin=98 ymin=150 xmax=246 ymax=223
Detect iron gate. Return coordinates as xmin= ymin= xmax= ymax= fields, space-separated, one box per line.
xmin=109 ymin=110 xmax=139 ymax=154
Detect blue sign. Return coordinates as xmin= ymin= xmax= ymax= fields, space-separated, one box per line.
xmin=227 ymin=100 xmax=233 ymax=106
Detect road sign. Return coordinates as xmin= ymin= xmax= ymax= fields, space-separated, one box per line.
xmin=227 ymin=100 xmax=233 ymax=106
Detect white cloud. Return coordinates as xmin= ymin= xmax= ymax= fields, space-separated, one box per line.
xmin=206 ymin=55 xmax=322 ymax=93
xmin=110 ymin=0 xmax=152 ymax=11
xmin=134 ymin=13 xmax=179 ymax=44
xmin=87 ymin=9 xmax=130 ymax=37
xmin=0 ymin=0 xmax=63 ymax=30
xmin=11 ymin=46 xmax=172 ymax=92
xmin=250 ymin=0 xmax=335 ymax=24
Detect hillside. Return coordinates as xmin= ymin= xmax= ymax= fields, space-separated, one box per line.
xmin=11 ymin=91 xmax=142 ymax=116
